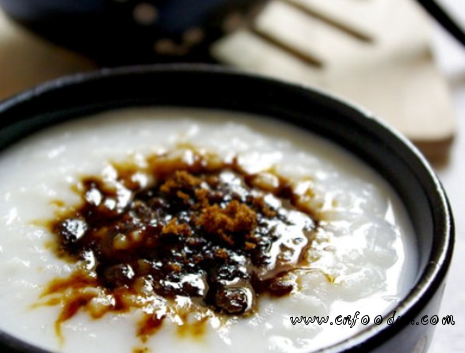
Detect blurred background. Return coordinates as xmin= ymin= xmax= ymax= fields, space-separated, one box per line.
xmin=0 ymin=0 xmax=463 ymax=351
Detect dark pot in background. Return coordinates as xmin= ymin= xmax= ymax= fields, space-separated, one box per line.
xmin=0 ymin=0 xmax=267 ymax=65
xmin=0 ymin=65 xmax=454 ymax=353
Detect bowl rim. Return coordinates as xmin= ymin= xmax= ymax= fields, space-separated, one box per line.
xmin=0 ymin=64 xmax=455 ymax=353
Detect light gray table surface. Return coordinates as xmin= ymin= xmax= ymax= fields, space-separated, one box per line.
xmin=429 ymin=2 xmax=465 ymax=352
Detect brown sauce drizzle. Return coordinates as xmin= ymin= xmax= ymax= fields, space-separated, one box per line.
xmin=39 ymin=147 xmax=321 ymax=347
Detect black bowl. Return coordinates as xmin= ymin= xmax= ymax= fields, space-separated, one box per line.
xmin=0 ymin=65 xmax=454 ymax=353
xmin=0 ymin=0 xmax=267 ymax=65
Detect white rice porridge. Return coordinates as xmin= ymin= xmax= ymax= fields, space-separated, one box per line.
xmin=0 ymin=108 xmax=418 ymax=353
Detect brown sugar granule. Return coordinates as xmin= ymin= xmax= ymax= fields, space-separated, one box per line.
xmin=160 ymin=170 xmax=201 ymax=195
xmin=42 ymin=148 xmax=319 ymax=341
xmin=196 ymin=200 xmax=257 ymax=247
xmin=161 ymin=218 xmax=192 ymax=237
